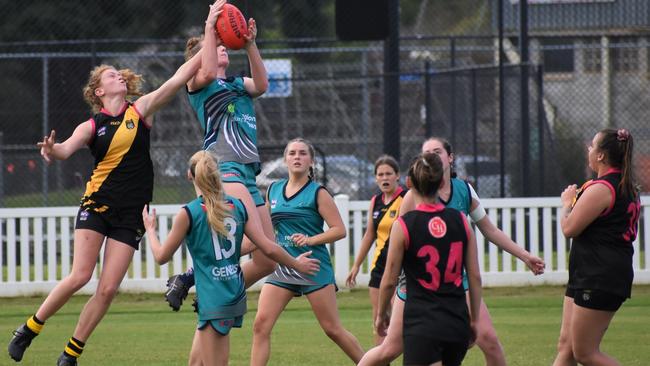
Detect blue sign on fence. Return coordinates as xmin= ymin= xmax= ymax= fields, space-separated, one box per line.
xmin=263 ymin=59 xmax=292 ymax=98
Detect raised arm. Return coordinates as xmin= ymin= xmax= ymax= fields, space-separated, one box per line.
xmin=142 ymin=206 xmax=189 ymax=265
xmin=189 ymin=0 xmax=225 ymax=90
xmin=242 ymin=19 xmax=268 ymax=97
xmin=375 ymin=220 xmax=405 ymax=337
xmin=134 ymin=49 xmax=203 ymax=120
xmin=346 ymin=205 xmax=376 ymax=287
xmin=291 ymin=188 xmax=346 ymax=247
xmin=37 ymin=122 xmax=93 ymax=163
xmin=472 ymin=196 xmax=545 ymax=275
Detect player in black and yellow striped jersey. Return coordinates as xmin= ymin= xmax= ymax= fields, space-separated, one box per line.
xmin=7 ymin=7 xmax=213 ymax=364
xmin=346 ymin=155 xmax=405 ymax=346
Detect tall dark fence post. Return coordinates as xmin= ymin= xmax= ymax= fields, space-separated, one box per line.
xmin=519 ymin=0 xmax=530 ymax=196
xmin=537 ymin=65 xmax=545 ymax=196
xmin=383 ymin=0 xmax=400 ymax=162
xmin=498 ymin=0 xmax=506 ymax=198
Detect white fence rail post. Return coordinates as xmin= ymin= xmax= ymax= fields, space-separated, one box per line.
xmin=0 ymin=196 xmax=649 ymax=297
xmin=334 ymin=194 xmax=351 ymax=287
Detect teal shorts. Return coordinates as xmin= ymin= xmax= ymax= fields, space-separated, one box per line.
xmin=266 ymin=281 xmax=337 ymax=297
xmin=218 ymin=161 xmax=264 ymax=206
xmin=197 ymin=315 xmax=243 ymax=336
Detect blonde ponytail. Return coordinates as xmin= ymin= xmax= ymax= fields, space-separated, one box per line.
xmin=189 ymin=151 xmax=229 ymax=236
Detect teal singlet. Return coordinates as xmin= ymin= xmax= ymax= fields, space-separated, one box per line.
xmin=266 ymin=179 xmax=335 ymax=286
xmin=184 ymin=195 xmax=248 ymax=321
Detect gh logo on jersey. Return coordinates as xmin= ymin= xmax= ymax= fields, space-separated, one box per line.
xmin=428 ymin=216 xmax=447 ymax=238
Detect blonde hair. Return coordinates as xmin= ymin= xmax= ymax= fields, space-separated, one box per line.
xmin=185 ymin=36 xmax=203 ymax=61
xmin=82 ymin=65 xmax=144 ymax=113
xmin=189 ymin=150 xmax=229 ymax=236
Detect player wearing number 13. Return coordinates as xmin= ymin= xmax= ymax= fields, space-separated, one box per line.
xmin=376 ymin=153 xmax=482 ymax=366
xmin=142 ymin=150 xmax=319 ymax=365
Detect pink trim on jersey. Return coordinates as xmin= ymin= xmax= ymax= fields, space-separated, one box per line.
xmin=100 ymin=101 xmax=129 ymax=117
xmin=460 ymin=211 xmax=472 ymax=241
xmin=87 ymin=118 xmax=96 ymax=146
xmin=416 ymin=202 xmax=445 ymax=213
xmin=590 ymin=179 xmax=616 ymax=217
xmin=383 ymin=186 xmax=404 ymax=204
xmin=600 ymin=168 xmax=621 ymax=177
xmin=398 ymin=217 xmax=410 ymax=250
xmin=131 ymin=103 xmax=151 ymax=129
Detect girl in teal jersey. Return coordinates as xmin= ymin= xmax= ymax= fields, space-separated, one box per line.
xmin=142 ymin=150 xmax=319 ymax=366
xmin=359 ymin=137 xmax=546 ymax=366
xmin=250 ymin=138 xmax=365 ymax=366
xmin=163 ymin=0 xmax=277 ymax=313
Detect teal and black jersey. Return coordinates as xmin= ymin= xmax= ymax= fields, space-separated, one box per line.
xmin=187 ymin=77 xmax=259 ymax=165
xmin=439 ymin=178 xmax=472 ymax=216
xmin=183 ymin=195 xmax=248 ymax=321
xmin=266 ymin=179 xmax=334 ymax=286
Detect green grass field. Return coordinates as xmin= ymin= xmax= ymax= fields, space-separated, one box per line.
xmin=1 ymin=286 xmax=649 ymax=365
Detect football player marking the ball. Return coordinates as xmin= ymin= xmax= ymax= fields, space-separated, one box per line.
xmin=376 ymin=152 xmax=482 ymax=366
xmin=142 ymin=150 xmax=319 ymax=366
xmin=6 ymin=18 xmax=209 ymax=366
xmin=163 ymin=0 xmax=277 ymax=312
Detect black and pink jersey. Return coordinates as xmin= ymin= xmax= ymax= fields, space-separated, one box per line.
xmin=399 ymin=202 xmax=473 ymax=343
xmin=569 ymin=170 xmax=640 ymax=298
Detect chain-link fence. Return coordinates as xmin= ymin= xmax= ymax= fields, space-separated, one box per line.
xmin=1 ymin=1 xmax=649 ymax=207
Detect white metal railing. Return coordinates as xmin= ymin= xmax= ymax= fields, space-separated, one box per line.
xmin=0 ymin=196 xmax=648 ymax=297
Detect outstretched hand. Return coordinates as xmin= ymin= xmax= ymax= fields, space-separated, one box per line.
xmin=295 ymin=251 xmax=320 ymax=275
xmin=244 ymin=18 xmax=257 ymax=47
xmin=346 ymin=265 xmax=359 ymax=288
xmin=206 ymin=0 xmax=226 ymax=29
xmin=526 ymin=254 xmax=546 ymax=275
xmin=37 ymin=130 xmax=56 ymax=163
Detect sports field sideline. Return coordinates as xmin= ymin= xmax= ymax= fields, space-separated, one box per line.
xmin=2 ymin=285 xmax=649 ymax=365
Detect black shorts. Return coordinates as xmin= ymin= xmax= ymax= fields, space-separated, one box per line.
xmin=368 ymin=267 xmax=383 ymax=288
xmin=565 ymin=288 xmax=626 ymax=312
xmin=75 ymin=205 xmax=146 ymax=250
xmin=403 ymin=335 xmax=468 ymax=366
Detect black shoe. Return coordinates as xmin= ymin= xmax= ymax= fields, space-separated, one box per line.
xmin=57 ymin=352 xmax=78 ymax=366
xmin=165 ymin=274 xmax=190 ymax=311
xmin=8 ymin=324 xmax=37 ymax=362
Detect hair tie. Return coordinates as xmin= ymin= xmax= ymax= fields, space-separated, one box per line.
xmin=617 ymin=128 xmax=630 ymax=142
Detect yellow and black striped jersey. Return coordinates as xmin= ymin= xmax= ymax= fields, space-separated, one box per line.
xmin=81 ymin=102 xmax=153 ymax=209
xmin=371 ymin=187 xmax=406 ymax=271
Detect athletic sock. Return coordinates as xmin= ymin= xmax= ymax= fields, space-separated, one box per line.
xmin=26 ymin=315 xmax=44 ymax=334
xmin=64 ymin=337 xmax=85 ymax=359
